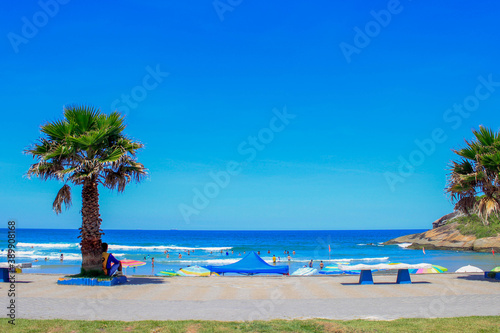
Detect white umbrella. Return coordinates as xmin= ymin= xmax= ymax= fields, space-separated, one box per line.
xmin=455 ymin=265 xmax=484 ymax=273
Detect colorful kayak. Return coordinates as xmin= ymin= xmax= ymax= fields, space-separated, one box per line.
xmin=155 ymin=269 xmax=179 ymax=277
xmin=177 ymin=265 xmax=213 ymax=276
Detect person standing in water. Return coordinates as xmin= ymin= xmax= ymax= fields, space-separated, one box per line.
xmin=309 ymin=259 xmax=313 ymax=268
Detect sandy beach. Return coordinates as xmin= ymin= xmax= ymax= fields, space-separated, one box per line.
xmin=6 ymin=273 xmax=500 ymax=321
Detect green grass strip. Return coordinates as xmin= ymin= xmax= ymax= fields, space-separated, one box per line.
xmin=1 ymin=316 xmax=499 ymax=332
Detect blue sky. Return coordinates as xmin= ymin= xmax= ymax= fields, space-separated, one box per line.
xmin=1 ymin=1 xmax=500 ymax=230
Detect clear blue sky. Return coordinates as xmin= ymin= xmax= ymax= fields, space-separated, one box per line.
xmin=1 ymin=1 xmax=500 ymax=230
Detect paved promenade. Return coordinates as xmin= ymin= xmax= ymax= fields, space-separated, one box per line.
xmin=4 ymin=273 xmax=500 ymax=321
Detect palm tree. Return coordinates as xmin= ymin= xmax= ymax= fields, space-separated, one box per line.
xmin=25 ymin=105 xmax=147 ymax=273
xmin=446 ymin=126 xmax=500 ymax=225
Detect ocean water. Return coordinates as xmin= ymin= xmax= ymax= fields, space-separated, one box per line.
xmin=1 ymin=229 xmax=498 ymax=275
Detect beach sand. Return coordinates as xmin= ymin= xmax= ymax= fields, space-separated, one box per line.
xmin=6 ymin=273 xmax=500 ymax=321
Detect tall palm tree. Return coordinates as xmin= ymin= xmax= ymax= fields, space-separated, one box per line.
xmin=446 ymin=126 xmax=500 ymax=225
xmin=25 ymin=106 xmax=147 ymax=273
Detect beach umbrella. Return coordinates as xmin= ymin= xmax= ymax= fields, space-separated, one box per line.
xmin=177 ymin=265 xmax=212 ymax=276
xmin=120 ymin=259 xmax=146 ymax=275
xmin=409 ymin=264 xmax=447 ymax=274
xmin=155 ymin=269 xmax=179 ymax=277
xmin=491 ymin=266 xmax=500 ymax=272
xmin=120 ymin=259 xmax=146 ymax=268
xmin=455 ymin=265 xmax=484 ymax=273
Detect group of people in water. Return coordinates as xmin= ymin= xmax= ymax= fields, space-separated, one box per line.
xmin=53 ymin=245 xmax=326 ymax=272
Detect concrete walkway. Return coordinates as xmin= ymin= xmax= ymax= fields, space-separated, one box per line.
xmin=4 ymin=273 xmax=500 ymax=321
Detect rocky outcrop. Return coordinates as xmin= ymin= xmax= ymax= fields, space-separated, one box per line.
xmin=432 ymin=211 xmax=462 ymax=229
xmin=385 ymin=222 xmax=500 ymax=252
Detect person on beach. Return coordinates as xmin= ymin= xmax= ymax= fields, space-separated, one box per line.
xmin=287 ymin=255 xmax=291 ymax=261
xmin=152 ymin=257 xmax=155 ymax=267
xmin=60 ymin=254 xmax=63 ymax=261
xmin=167 ymin=253 xmax=170 ymax=259
xmin=179 ymin=253 xmax=182 ymax=259
xmin=319 ymin=261 xmax=324 ymax=270
xmin=257 ymin=251 xmax=260 ymax=255
xmin=273 ymin=255 xmax=276 ymax=264
xmin=309 ymin=259 xmax=313 ymax=268
xmin=101 ymin=243 xmax=123 ymax=276
xmin=293 ymin=250 xmax=295 ymax=255
xmin=268 ymin=250 xmax=270 ymax=254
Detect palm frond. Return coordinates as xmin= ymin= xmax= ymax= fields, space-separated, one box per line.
xmin=476 ymin=196 xmax=500 ymax=224
xmin=53 ymin=184 xmax=72 ymax=214
xmin=473 ymin=125 xmax=497 ymax=147
xmin=64 ymin=105 xmax=100 ymax=134
xmin=40 ymin=120 xmax=71 ymax=140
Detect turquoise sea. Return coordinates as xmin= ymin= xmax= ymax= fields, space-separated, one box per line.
xmin=1 ymin=229 xmax=498 ymax=275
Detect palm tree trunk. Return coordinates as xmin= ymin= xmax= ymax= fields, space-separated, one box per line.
xmin=80 ymin=178 xmax=104 ymax=273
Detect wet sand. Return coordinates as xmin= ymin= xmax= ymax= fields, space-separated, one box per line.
xmin=5 ymin=273 xmax=500 ymax=321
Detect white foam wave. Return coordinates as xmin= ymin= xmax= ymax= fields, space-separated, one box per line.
xmin=294 ymin=257 xmax=389 ymax=263
xmin=154 ymin=258 xmax=240 ymax=265
xmin=108 ymin=244 xmax=232 ymax=252
xmin=397 ymin=243 xmax=412 ymax=249
xmin=13 ymin=252 xmax=82 ymax=260
xmin=17 ymin=242 xmax=80 ymax=249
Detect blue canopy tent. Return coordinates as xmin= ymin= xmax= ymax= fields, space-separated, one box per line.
xmin=204 ymin=251 xmax=289 ymax=275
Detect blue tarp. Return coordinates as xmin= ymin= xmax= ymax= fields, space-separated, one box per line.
xmin=204 ymin=251 xmax=289 ymax=275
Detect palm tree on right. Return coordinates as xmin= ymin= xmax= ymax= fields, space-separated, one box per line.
xmin=447 ymin=126 xmax=500 ymax=225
